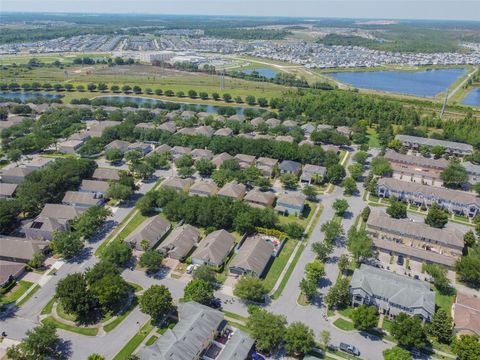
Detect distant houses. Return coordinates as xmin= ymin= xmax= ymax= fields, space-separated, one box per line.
xmin=395 ymin=134 xmax=473 ymax=156
xmin=275 ymin=193 xmax=306 ymax=216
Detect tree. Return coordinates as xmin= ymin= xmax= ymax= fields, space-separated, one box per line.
xmin=122 ymin=85 xmax=132 ymax=93
xmin=425 ymin=203 xmax=449 ymax=229
xmin=222 ymin=93 xmax=232 ymax=102
xmin=139 ymin=250 xmax=164 ymax=273
xmin=257 ymin=97 xmax=268 ymax=107
xmin=465 ymin=230 xmax=477 ymax=248
xmin=125 ymin=150 xmax=142 ymax=164
xmin=101 ymin=241 xmax=132 ymax=267
xmin=320 ymin=330 xmax=331 ymax=350
xmin=474 ymin=183 xmax=480 ymax=196
xmin=441 ymin=161 xmax=468 ymax=189
xmin=176 ymin=90 xmax=184 ymax=97
xmin=28 ymin=252 xmax=45 ymax=269
xmin=98 ymin=83 xmax=108 ymax=92
xmin=452 ymin=335 xmax=480 ymax=360
xmin=431 ymin=145 xmax=446 ymax=159
xmin=327 ymin=164 xmax=346 ymax=184
xmin=300 ymin=278 xmax=317 ymax=300
xmin=192 ymin=265 xmax=217 ymax=283
xmin=177 ymin=166 xmax=194 ymax=178
xmin=105 ymin=148 xmax=124 ymax=163
xmin=302 ymin=185 xmax=317 ymax=200
xmin=246 ymin=95 xmax=256 ymax=105
xmin=429 ymin=308 xmax=453 ymax=344
xmin=133 ymin=85 xmax=142 ymax=94
xmin=195 ymin=159 xmax=216 ymax=177
xmin=305 ymin=261 xmax=325 ymax=283
xmin=247 ymin=309 xmax=287 ymax=353
xmin=353 ymin=151 xmax=368 ymax=165
xmin=348 ymin=163 xmax=364 ymax=181
xmin=361 ymin=206 xmax=371 ymax=222
xmin=188 ymin=89 xmax=197 ymax=98
xmin=90 ymin=274 xmax=130 ymax=313
xmin=371 ymin=156 xmax=392 ymax=176
xmin=111 ymin=85 xmax=120 ymax=93
xmin=7 ymin=149 xmax=22 ymax=164
xmin=383 ymin=346 xmax=412 ymax=360
xmin=456 ymin=245 xmax=480 ymax=288
xmin=280 ymin=173 xmax=298 ymax=189
xmin=424 ymin=264 xmax=453 ymax=295
xmin=333 ymin=199 xmax=349 ymax=216
xmin=391 ymin=312 xmax=428 ymax=349
xmin=183 ymin=279 xmax=214 ymax=305
xmin=86 ymin=261 xmax=120 ymax=285
xmin=199 ymin=92 xmax=208 ymax=100
xmin=351 ymin=305 xmax=379 ymax=331
xmin=312 ymin=241 xmax=333 ymax=261
xmin=107 ymin=183 xmax=134 ymax=201
xmin=342 ymin=177 xmax=358 ymax=195
xmin=212 ymin=92 xmax=220 ymax=100
xmin=87 ymin=83 xmax=97 ymax=92
xmin=324 ymin=277 xmax=350 ymax=309
xmin=72 ymin=206 xmax=111 ymax=239
xmin=0 ymin=199 xmax=20 ymax=234
xmin=56 ymin=273 xmax=95 ymax=318
xmin=320 ymin=219 xmax=343 ymax=244
xmin=338 ymin=254 xmax=350 ymax=274
xmin=234 ymin=277 xmax=267 ymax=303
xmin=7 ymin=323 xmax=61 ymax=360
xmin=387 ymin=198 xmax=407 ymax=219
xmin=284 ymin=322 xmax=315 ymax=356
xmin=283 ymin=222 xmax=304 ymax=239
xmin=88 ymin=355 xmax=105 ymax=360
xmin=51 ymin=231 xmax=84 ymax=259
xmin=139 ymin=285 xmax=173 ymax=322
xmin=347 ymin=227 xmax=373 ymax=263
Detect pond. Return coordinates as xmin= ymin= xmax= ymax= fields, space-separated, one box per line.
xmin=327 ymin=68 xmax=466 ymax=97
xmin=0 ymin=91 xmax=63 ymax=101
xmin=94 ymin=96 xmax=257 ymax=115
xmin=242 ymin=68 xmax=278 ymax=79
xmin=462 ymin=88 xmax=480 ymax=107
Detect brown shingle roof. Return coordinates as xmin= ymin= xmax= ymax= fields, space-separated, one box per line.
xmin=454 ymin=293 xmax=480 ymax=335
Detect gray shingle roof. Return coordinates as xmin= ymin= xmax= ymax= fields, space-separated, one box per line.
xmin=218 ymin=182 xmax=246 ymax=200
xmin=395 ymin=134 xmax=473 ymax=153
xmin=125 ymin=216 xmax=171 ymax=250
xmin=191 ymin=230 xmax=235 ymax=266
xmin=80 ymin=180 xmax=110 ymax=193
xmin=0 ymin=183 xmax=17 ymax=197
xmin=230 ymin=235 xmax=273 ymax=276
xmin=92 ymin=168 xmax=120 ymax=181
xmin=217 ymin=329 xmax=255 ymax=360
xmin=159 ymin=224 xmax=200 ymax=259
xmin=280 ymin=160 xmax=302 ymax=173
xmin=384 ymin=150 xmax=449 ymax=170
xmin=0 ymin=236 xmax=48 ymax=262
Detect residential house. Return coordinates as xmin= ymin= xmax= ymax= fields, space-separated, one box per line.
xmin=62 ymin=191 xmax=103 ymax=208
xmin=214 ymin=128 xmax=234 ymax=137
xmin=454 ymin=292 xmax=480 ymax=336
xmin=377 ymin=177 xmax=480 ymax=217
xmin=275 ymin=135 xmax=294 ymax=143
xmin=152 ymin=144 xmax=172 ymax=155
xmin=171 ymin=146 xmax=192 ymax=159
xmin=92 ymin=168 xmax=120 ymax=181
xmin=80 ymin=179 xmax=110 ymax=196
xmin=366 ymin=210 xmax=464 ymax=268
xmin=228 ymin=115 xmax=245 ymax=122
xmin=162 ymin=177 xmax=194 ymax=192
xmin=0 ymin=166 xmax=34 ymax=184
xmin=253 ymin=133 xmax=272 ymax=140
xmin=125 ymin=216 xmax=171 ymax=251
xmin=159 ymin=224 xmax=200 ymax=260
xmin=196 ymin=125 xmax=214 ymax=137
xmin=0 ymin=260 xmax=26 ymax=287
xmin=22 ymin=204 xmax=83 ymax=240
xmin=105 ymin=140 xmax=130 ymax=153
xmin=275 ymin=193 xmax=306 ymax=216
xmin=191 ymin=148 xmax=213 ymax=161
xmin=317 ymin=124 xmax=333 ymax=131
xmin=244 ymin=189 xmax=276 ymax=208
xmin=191 ymin=230 xmax=235 ymax=268
xmin=265 ymin=118 xmax=281 ymax=128
xmin=350 ymin=264 xmax=435 ymax=322
xmin=282 ymin=120 xmax=298 ymax=129
xmin=218 ymin=182 xmax=246 ymax=200
xmin=395 ymin=134 xmax=473 ymax=156
xmin=212 ymin=152 xmax=233 ymax=168
xmin=87 ymin=120 xmax=119 ymax=137
xmin=256 ymin=157 xmax=278 ymax=177
xmin=322 ymin=144 xmax=340 ymax=153
xmin=336 ymin=126 xmax=351 ymax=137
xmin=58 ymin=139 xmax=84 ymax=155
xmin=189 ymin=181 xmax=219 ymax=197
xmin=250 ymin=117 xmax=265 ymax=127
xmin=127 ymin=142 xmax=152 ymax=155
xmin=0 ymin=236 xmax=48 ymax=263
xmin=0 ymin=183 xmax=17 ymax=199
xmin=177 ymin=127 xmax=197 ymax=136
xmin=300 ymin=164 xmax=326 ymax=185
xmin=23 ymin=157 xmax=54 ymax=171
xmin=181 ymin=110 xmax=196 ymax=119
xmin=229 ymin=235 xmax=274 ymax=277
xmin=301 ymin=123 xmax=315 ymax=137
xmin=158 ymin=121 xmax=177 ymax=133
xmin=135 ymin=122 xmax=156 ymax=130
xmin=235 ymin=154 xmax=256 ymax=169
xmin=464 ymin=161 xmax=480 ymax=185
xmin=279 ymin=160 xmax=302 ymax=175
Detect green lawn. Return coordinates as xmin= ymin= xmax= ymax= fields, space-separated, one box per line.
xmin=103 ymin=300 xmax=138 ymax=333
xmin=222 ymin=310 xmax=248 ymax=323
xmin=271 ymin=242 xmax=307 ymax=299
xmin=145 ymin=335 xmax=158 ymax=346
xmin=297 ymin=292 xmax=310 ymax=306
xmin=338 ymin=307 xmax=354 ymax=319
xmin=1 ymin=281 xmax=34 ymax=305
xmin=333 ymin=318 xmax=355 ymax=331
xmin=41 ymin=316 xmax=99 ymax=336
xmin=434 ymin=287 xmax=455 ymax=314
xmin=277 ymin=202 xmax=317 ymax=229
xmin=16 ymin=284 xmax=40 ymax=307
xmin=263 ymin=239 xmax=297 ymax=292
xmin=56 ymin=302 xmax=77 ymax=322
xmin=367 ymin=127 xmax=381 ymax=148
xmin=41 ymin=297 xmax=56 ymax=315
xmin=112 ymin=321 xmax=155 ymax=360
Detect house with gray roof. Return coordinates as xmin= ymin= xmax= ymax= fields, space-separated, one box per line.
xmin=162 ymin=177 xmax=193 ymax=192
xmin=58 ymin=139 xmax=84 ymax=155
xmin=0 ymin=183 xmax=17 ymax=199
xmin=300 ymin=164 xmax=326 ymax=185
xmin=350 ymin=264 xmax=435 ymax=322
xmin=212 ymin=152 xmax=233 ymax=168
xmin=189 ymin=181 xmax=218 ymax=197
xmin=0 ymin=166 xmax=34 ymax=184
xmin=177 ymin=127 xmax=197 ymax=136
xmin=235 ymin=154 xmax=256 ymax=169
xmin=105 ymin=140 xmax=130 ymax=153
xmin=282 ymin=120 xmax=298 ymax=129
xmin=218 ymin=182 xmax=246 ymax=200
xmin=256 ymin=157 xmax=278 ymax=177
xmin=301 ymin=123 xmax=315 ymax=136
xmin=158 ymin=121 xmax=177 ymax=133
xmin=0 ymin=236 xmax=48 ymax=264
xmin=250 ymin=117 xmax=265 ymax=127
xmin=228 ymin=114 xmax=245 ymax=122
xmin=191 ymin=230 xmax=235 ymax=268
xmin=171 ymin=146 xmax=192 ymax=159
xmin=191 ymin=148 xmax=213 ymax=161
xmin=395 ymin=134 xmax=473 ymax=156
xmin=152 ymin=144 xmax=172 ymax=155
xmin=275 ymin=193 xmax=306 ymax=216
xmin=128 ymin=142 xmax=152 ymax=155
xmin=159 ymin=224 xmax=200 ymax=260
xmin=196 ymin=125 xmax=215 ymax=137
xmin=244 ymin=189 xmax=276 ymax=208
xmin=279 ymin=160 xmax=302 ymax=175
xmin=0 ymin=260 xmax=26 ymax=287
xmin=229 ymin=235 xmax=274 ymax=277
xmin=92 ymin=168 xmax=120 ymax=181
xmin=80 ymin=180 xmax=110 ymax=196
xmin=214 ymin=128 xmax=234 ymax=137
xmin=464 ymin=161 xmax=480 ymax=185
xmin=23 ymin=157 xmax=54 ymax=171
xmin=125 ymin=216 xmax=171 ymax=251
xmin=62 ymin=191 xmax=103 ymax=208
xmin=275 ymin=135 xmax=295 ymax=143
xmin=265 ymin=118 xmax=281 ymax=128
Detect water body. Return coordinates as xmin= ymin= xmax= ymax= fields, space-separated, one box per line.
xmin=95 ymin=96 xmax=253 ymax=115
xmin=327 ymin=68 xmax=466 ymax=97
xmin=243 ymin=68 xmax=278 ymax=79
xmin=0 ymin=91 xmax=63 ymax=101
xmin=462 ymin=88 xmax=480 ymax=107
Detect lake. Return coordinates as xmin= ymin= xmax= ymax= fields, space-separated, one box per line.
xmin=95 ymin=96 xmax=253 ymax=115
xmin=327 ymin=68 xmax=466 ymax=97
xmin=0 ymin=91 xmax=63 ymax=101
xmin=462 ymin=88 xmax=480 ymax=107
xmin=243 ymin=68 xmax=278 ymax=79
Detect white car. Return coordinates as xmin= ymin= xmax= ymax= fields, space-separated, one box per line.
xmin=186 ymin=265 xmax=195 ymax=274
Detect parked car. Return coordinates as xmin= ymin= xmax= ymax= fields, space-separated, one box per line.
xmin=186 ymin=264 xmax=195 ymax=274
xmin=397 ymin=255 xmax=404 ymax=266
xmin=251 ymin=352 xmax=265 ymax=360
xmin=339 ymin=342 xmax=360 ymax=356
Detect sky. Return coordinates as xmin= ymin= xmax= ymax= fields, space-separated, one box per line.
xmin=1 ymin=0 xmax=480 ymax=21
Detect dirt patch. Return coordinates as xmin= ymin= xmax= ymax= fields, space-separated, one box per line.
xmin=92 ymin=64 xmax=202 ymax=77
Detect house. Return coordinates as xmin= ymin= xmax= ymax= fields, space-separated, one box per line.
xmin=62 ymin=191 xmax=103 ymax=208
xmin=275 ymin=193 xmax=306 ymax=216
xmin=253 ymin=133 xmax=272 ymax=140
xmin=22 ymin=204 xmax=83 ymax=240
xmin=181 ymin=110 xmax=196 ymax=119
xmin=58 ymin=139 xmax=84 ymax=155
xmin=191 ymin=230 xmax=235 ymax=268
xmin=152 ymin=144 xmax=172 ymax=155
xmin=177 ymin=127 xmax=197 ymax=136
xmin=189 ymin=181 xmax=218 ymax=197
xmin=235 ymin=154 xmax=256 ymax=169
xmin=282 ymin=120 xmax=298 ymax=129
xmin=212 ymin=152 xmax=233 ymax=168
xmin=0 ymin=183 xmax=17 ymax=199
xmin=87 ymin=120 xmax=119 ymax=137
xmin=171 ymin=146 xmax=192 ymax=159
xmin=367 ymin=210 xmax=464 ymax=268
xmin=317 ymin=124 xmax=333 ymax=131
xmin=214 ymin=128 xmax=234 ymax=137
xmin=158 ymin=121 xmax=177 ymax=133
xmin=0 ymin=260 xmax=26 ymax=287
xmin=191 ymin=148 xmax=213 ymax=161
xmin=279 ymin=160 xmax=302 ymax=175
xmin=250 ymin=117 xmax=265 ymax=127
xmin=125 ymin=216 xmax=171 ymax=251
xmin=384 ymin=150 xmax=448 ymax=186
xmin=159 ymin=224 xmax=200 ymax=260
xmin=0 ymin=166 xmax=34 ymax=184
xmin=377 ymin=177 xmax=480 ymax=217
xmin=244 ymin=189 xmax=276 ymax=208
xmin=92 ymin=168 xmax=120 ymax=181
xmin=322 ymin=144 xmax=340 ymax=153
xmin=68 ymin=132 xmax=91 ymax=143
xmin=105 ymin=140 xmax=130 ymax=153
xmin=80 ymin=179 xmax=110 ymax=196
xmin=218 ymin=182 xmax=247 ymax=200
xmin=395 ymin=134 xmax=473 ymax=156
xmin=162 ymin=177 xmax=193 ymax=192
xmin=350 ymin=264 xmax=435 ymax=322
xmin=196 ymin=125 xmax=214 ymax=137
xmin=275 ymin=135 xmax=294 ymax=143
xmin=301 ymin=123 xmax=315 ymax=136
xmin=138 ymin=301 xmax=254 ymax=360
xmin=135 ymin=122 xmax=156 ymax=130
xmin=229 ymin=235 xmax=274 ymax=277
xmin=22 ymin=157 xmax=54 ymax=171
xmin=228 ymin=114 xmax=245 ymax=122
xmin=265 ymin=118 xmax=281 ymax=128
xmin=454 ymin=292 xmax=480 ymax=336
xmin=336 ymin=126 xmax=351 ymax=137
xmin=300 ymin=164 xmax=326 ymax=184
xmin=0 ymin=236 xmax=48 ymax=264
xmin=256 ymin=157 xmax=278 ymax=177
xmin=464 ymin=161 xmax=480 ymax=184
xmin=238 ymin=132 xmax=254 ymax=139
xmin=127 ymin=142 xmax=152 ymax=155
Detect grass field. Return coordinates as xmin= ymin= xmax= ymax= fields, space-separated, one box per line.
xmin=112 ymin=321 xmax=154 ymax=360
xmin=333 ymin=318 xmax=355 ymax=331
xmin=367 ymin=127 xmax=381 ymax=148
xmin=1 ymin=280 xmax=34 ymax=305
xmin=434 ymin=286 xmax=455 ymax=314
xmin=278 ymin=202 xmax=317 ymax=229
xmin=41 ymin=316 xmax=99 ymax=336
xmin=263 ymin=239 xmax=297 ymax=292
